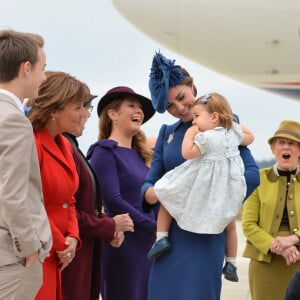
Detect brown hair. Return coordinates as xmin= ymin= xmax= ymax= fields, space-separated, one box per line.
xmin=0 ymin=29 xmax=44 ymax=82
xmin=180 ymin=68 xmax=197 ymax=97
xmin=194 ymin=92 xmax=233 ymax=128
xmin=26 ymin=71 xmax=90 ymax=130
xmin=98 ymin=97 xmax=153 ymax=167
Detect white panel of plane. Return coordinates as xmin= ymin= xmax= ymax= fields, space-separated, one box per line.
xmin=112 ymin=0 xmax=300 ymax=100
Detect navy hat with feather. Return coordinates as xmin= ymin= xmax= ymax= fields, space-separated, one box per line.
xmin=149 ymin=52 xmax=186 ymax=113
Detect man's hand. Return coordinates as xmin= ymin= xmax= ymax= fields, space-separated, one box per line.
xmin=26 ymin=251 xmax=39 ymax=267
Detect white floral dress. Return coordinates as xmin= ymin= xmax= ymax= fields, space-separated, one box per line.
xmin=154 ymin=124 xmax=246 ymax=234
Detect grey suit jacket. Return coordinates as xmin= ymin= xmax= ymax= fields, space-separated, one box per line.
xmin=0 ymin=93 xmax=52 ymax=266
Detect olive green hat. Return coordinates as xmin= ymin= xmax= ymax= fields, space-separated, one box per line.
xmin=268 ymin=120 xmax=300 ymax=145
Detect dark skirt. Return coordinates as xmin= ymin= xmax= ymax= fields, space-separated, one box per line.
xmin=101 ymin=230 xmax=153 ymax=300
xmin=148 ymin=220 xmax=225 ymax=300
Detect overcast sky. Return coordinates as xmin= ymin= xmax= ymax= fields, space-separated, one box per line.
xmin=1 ymin=0 xmax=300 ymax=161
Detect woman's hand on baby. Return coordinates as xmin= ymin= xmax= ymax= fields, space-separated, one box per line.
xmin=145 ymin=187 xmax=159 ymax=205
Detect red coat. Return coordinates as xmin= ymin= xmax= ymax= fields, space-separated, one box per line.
xmin=61 ymin=134 xmax=115 ymax=300
xmin=34 ymin=128 xmax=81 ymax=300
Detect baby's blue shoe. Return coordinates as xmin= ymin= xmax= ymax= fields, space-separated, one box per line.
xmin=147 ymin=237 xmax=171 ymax=259
xmin=222 ymin=262 xmax=239 ymax=282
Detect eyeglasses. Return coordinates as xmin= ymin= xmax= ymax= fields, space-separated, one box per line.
xmin=83 ymin=103 xmax=93 ymax=113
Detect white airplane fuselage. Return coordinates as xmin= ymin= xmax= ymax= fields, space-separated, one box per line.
xmin=113 ymin=0 xmax=300 ymax=100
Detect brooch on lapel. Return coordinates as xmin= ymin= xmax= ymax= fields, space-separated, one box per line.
xmin=167 ymin=133 xmax=174 ymax=144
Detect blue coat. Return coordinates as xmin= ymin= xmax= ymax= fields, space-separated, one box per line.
xmin=141 ymin=120 xmax=259 ymax=300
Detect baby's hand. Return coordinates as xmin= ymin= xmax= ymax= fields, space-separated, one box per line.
xmin=186 ymin=125 xmax=200 ymax=136
xmin=182 ymin=125 xmax=202 ymax=160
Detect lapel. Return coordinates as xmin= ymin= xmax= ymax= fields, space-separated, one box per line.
xmin=36 ymin=128 xmax=75 ymax=174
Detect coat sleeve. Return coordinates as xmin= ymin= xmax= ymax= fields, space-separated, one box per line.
xmin=89 ymin=145 xmax=156 ymax=237
xmin=0 ymin=114 xmax=42 ymax=257
xmin=239 ymin=145 xmax=260 ymax=201
xmin=242 ymin=185 xmax=274 ymax=255
xmin=67 ymin=195 xmax=82 ymax=248
xmin=141 ymin=124 xmax=167 ymax=212
xmin=76 ymin=210 xmax=115 ymax=243
xmin=35 ymin=135 xmax=70 ymax=252
xmin=64 ymin=142 xmax=82 ymax=248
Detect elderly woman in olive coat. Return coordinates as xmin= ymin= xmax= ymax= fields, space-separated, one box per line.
xmin=242 ymin=120 xmax=300 ymax=300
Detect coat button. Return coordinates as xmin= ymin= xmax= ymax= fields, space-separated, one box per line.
xmin=62 ymin=203 xmax=68 ymax=208
xmin=289 ymin=194 xmax=294 ymax=200
xmin=290 ymin=211 xmax=295 ymax=216
xmin=293 ymin=228 xmax=298 ymax=233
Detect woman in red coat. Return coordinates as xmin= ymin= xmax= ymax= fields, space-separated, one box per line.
xmin=25 ymin=71 xmax=88 ymax=299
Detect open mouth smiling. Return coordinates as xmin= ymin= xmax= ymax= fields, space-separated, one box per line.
xmin=132 ymin=116 xmax=141 ymax=123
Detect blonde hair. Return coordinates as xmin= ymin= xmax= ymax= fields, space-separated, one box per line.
xmin=26 ymin=71 xmax=90 ymax=130
xmin=98 ymin=98 xmax=153 ymax=167
xmin=194 ymin=92 xmax=233 ymax=128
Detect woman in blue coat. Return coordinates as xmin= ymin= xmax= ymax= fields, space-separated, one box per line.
xmin=141 ymin=52 xmax=260 ymax=299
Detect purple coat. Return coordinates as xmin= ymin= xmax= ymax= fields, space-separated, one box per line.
xmin=87 ymin=139 xmax=156 ymax=300
xmin=62 ymin=134 xmax=115 ymax=300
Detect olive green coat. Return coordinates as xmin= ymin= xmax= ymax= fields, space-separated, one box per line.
xmin=242 ymin=166 xmax=300 ymax=262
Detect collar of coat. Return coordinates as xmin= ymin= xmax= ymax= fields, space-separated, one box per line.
xmin=265 ymin=166 xmax=300 ymax=182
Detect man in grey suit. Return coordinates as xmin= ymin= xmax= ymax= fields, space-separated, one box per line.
xmin=0 ymin=29 xmax=52 ymax=300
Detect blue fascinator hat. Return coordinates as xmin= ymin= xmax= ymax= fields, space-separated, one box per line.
xmin=149 ymin=52 xmax=186 ymax=113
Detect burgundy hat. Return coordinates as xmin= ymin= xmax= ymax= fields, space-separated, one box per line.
xmin=97 ymin=86 xmax=155 ymax=124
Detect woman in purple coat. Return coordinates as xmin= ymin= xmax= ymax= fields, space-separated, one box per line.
xmin=87 ymin=86 xmax=156 ymax=300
